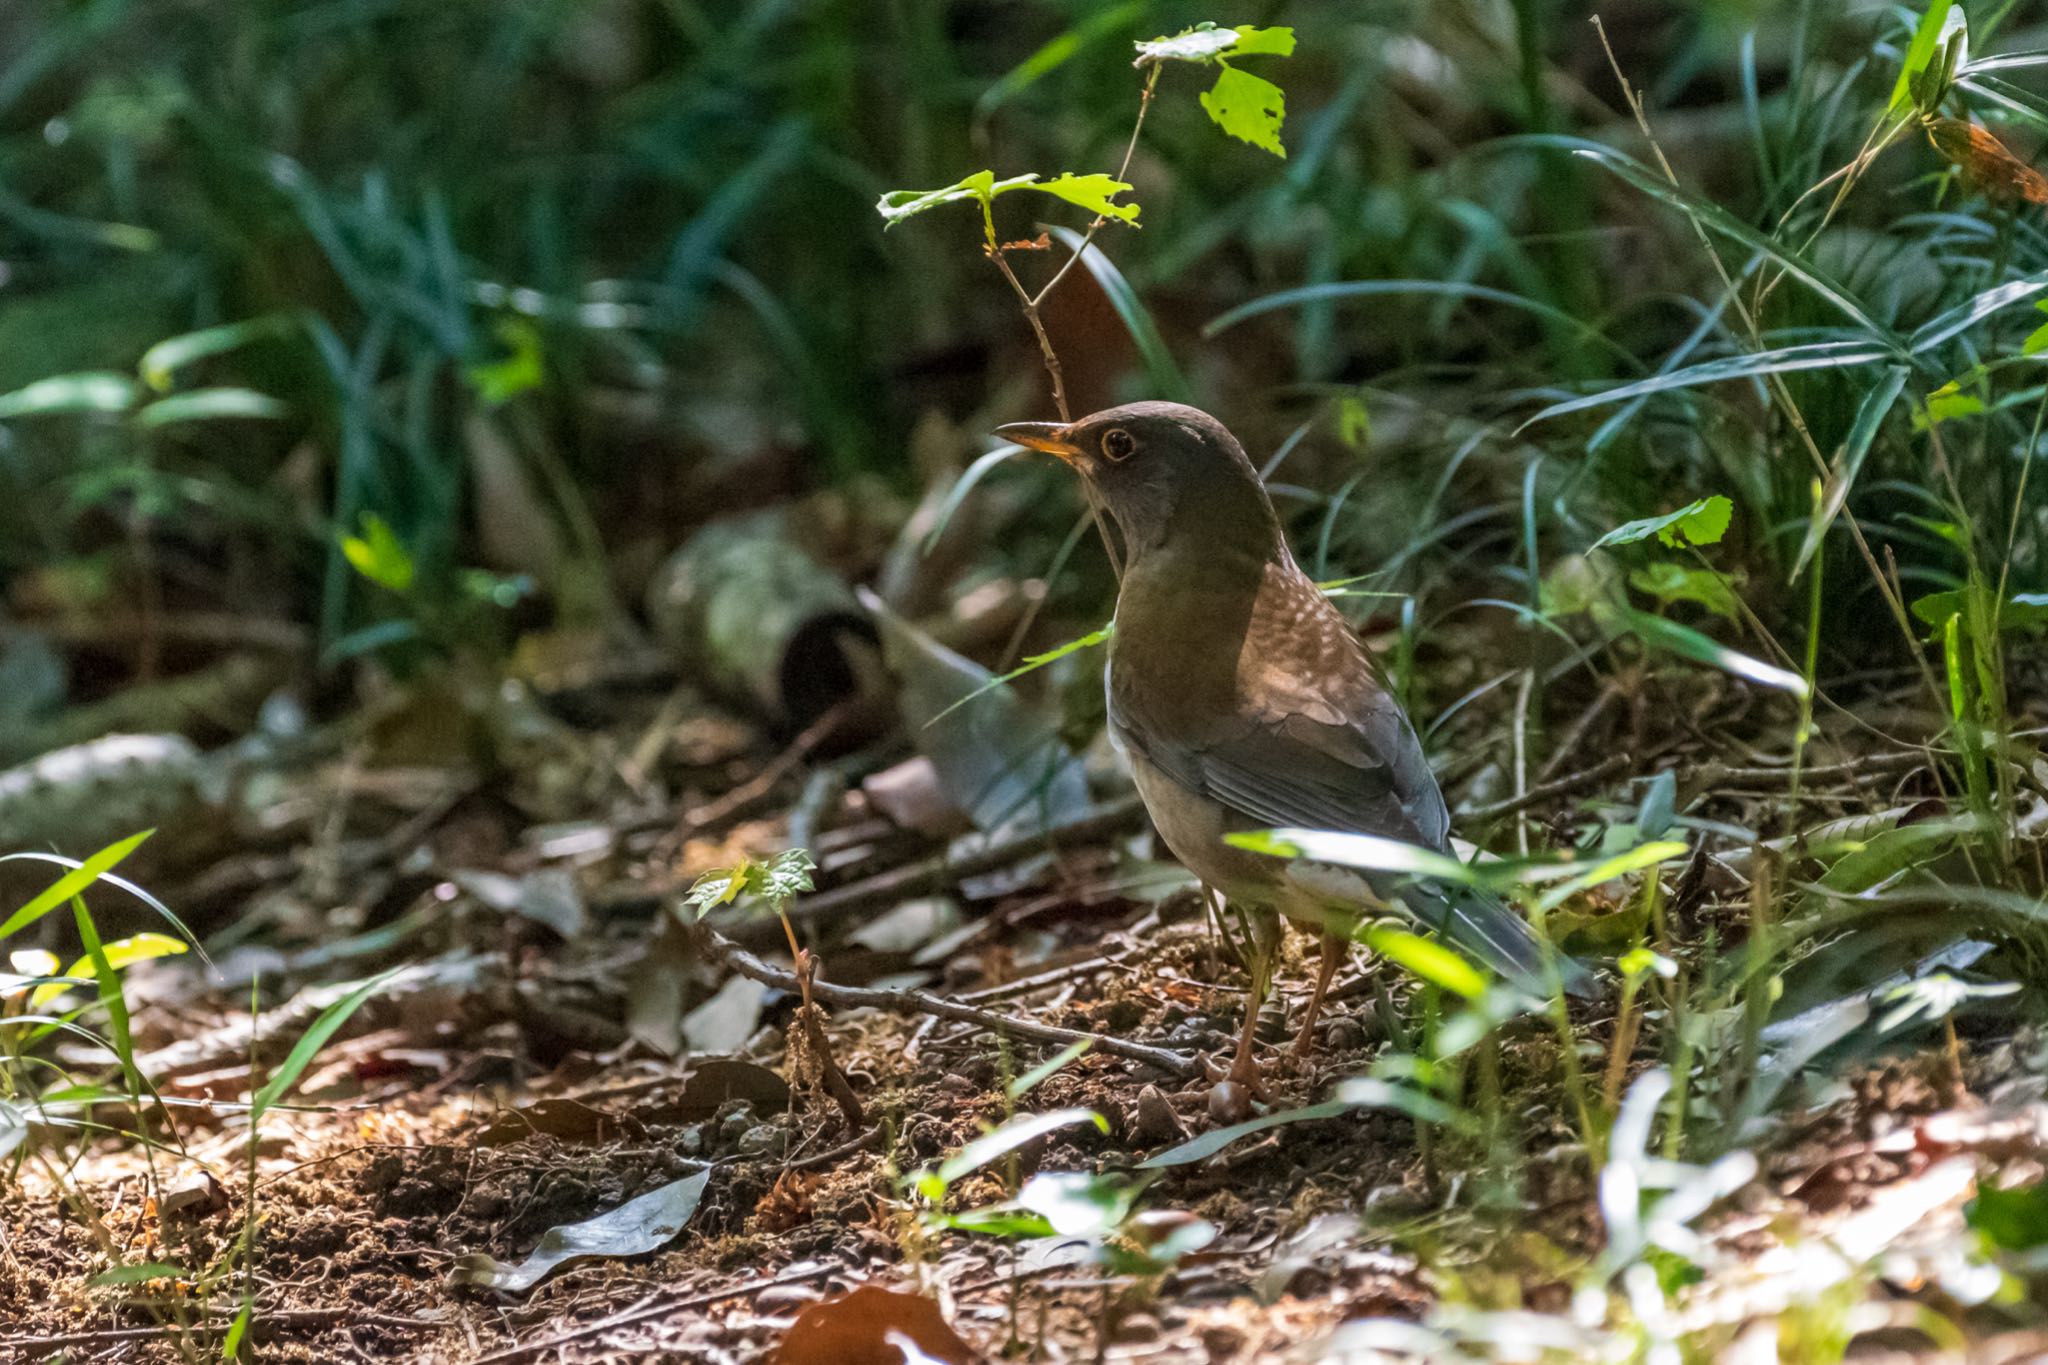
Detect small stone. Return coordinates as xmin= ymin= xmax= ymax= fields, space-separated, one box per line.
xmin=159 ymin=1173 xmax=226 ymax=1219
xmin=1201 ymin=1324 xmax=1246 ymax=1360
xmin=677 ymin=1124 xmax=705 ymax=1157
xmin=1323 ymin=1014 xmax=1371 ymax=1051
xmin=756 ymin=1282 xmax=824 ymax=1312
xmin=735 ymin=1123 xmax=783 ymax=1157
xmin=1363 ymin=1182 xmax=1426 ymax=1224
xmin=717 ymin=1102 xmax=757 ymax=1146
xmin=1112 ymin=1312 xmax=1161 ymax=1344
xmin=1133 ymin=1085 xmax=1187 ymax=1146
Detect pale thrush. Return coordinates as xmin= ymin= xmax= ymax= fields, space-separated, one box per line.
xmin=996 ymin=402 xmax=1589 ymax=1105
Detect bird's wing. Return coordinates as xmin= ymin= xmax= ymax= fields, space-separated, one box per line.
xmin=1110 ymin=563 xmax=1451 ymax=850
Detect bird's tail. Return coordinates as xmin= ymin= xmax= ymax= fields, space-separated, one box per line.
xmin=1396 ymin=881 xmax=1596 ymax=999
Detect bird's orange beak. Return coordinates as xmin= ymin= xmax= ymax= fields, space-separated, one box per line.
xmin=995 ymin=421 xmax=1084 ymax=464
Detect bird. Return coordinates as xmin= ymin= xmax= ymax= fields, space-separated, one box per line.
xmin=995 ymin=401 xmax=1589 ymax=1111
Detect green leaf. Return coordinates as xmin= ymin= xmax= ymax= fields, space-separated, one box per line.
xmin=339 ymin=513 xmax=415 ymax=593
xmin=139 ymin=314 xmax=297 ymax=392
xmin=1362 ymin=926 xmax=1485 ymax=999
xmin=134 ymin=388 xmax=288 ymax=427
xmin=0 ymin=372 xmax=140 ymax=419
xmin=1628 ymin=562 xmax=1741 ymax=621
xmin=1595 ymin=604 xmax=1810 ymax=698
xmin=0 ymin=832 xmax=153 ymax=941
xmin=1534 ymin=840 xmax=1689 ymax=913
xmin=1135 ymin=22 xmax=1295 ymax=65
xmin=1891 ymin=1 xmax=1957 ymax=113
xmin=876 ymin=171 xmax=1138 ymax=229
xmin=250 ymin=968 xmax=402 ymax=1122
xmin=31 ymin=932 xmax=188 ymax=1009
xmin=1200 ymin=65 xmax=1287 ymax=157
xmin=1793 ymin=365 xmax=1908 ymax=583
xmin=1134 ymin=24 xmax=1242 ymax=64
xmin=1032 ymin=173 xmax=1141 ymax=224
xmin=915 ymin=1108 xmax=1108 ymax=1200
xmin=466 ymin=318 xmax=546 ymax=406
xmin=1337 ymin=396 xmax=1371 ymax=450
xmin=1592 ymin=495 xmax=1733 ymax=551
xmin=683 ymin=862 xmax=750 ymax=920
xmin=1967 ymin=1180 xmax=2048 ymax=1252
xmin=1911 ymin=380 xmax=1985 ymax=431
xmin=755 ymin=848 xmax=816 ymax=907
xmin=1016 ymin=1170 xmax=1143 ymax=1237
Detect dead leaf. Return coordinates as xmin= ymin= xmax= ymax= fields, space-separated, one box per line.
xmin=1927 ymin=118 xmax=2048 ymax=205
xmin=644 ymin=1058 xmax=791 ymax=1123
xmin=683 ymin=974 xmax=768 ymax=1052
xmin=771 ymin=1284 xmax=982 ymax=1365
xmin=448 ymin=1168 xmax=710 ymax=1294
xmin=476 ymin=1098 xmax=648 ymax=1148
xmin=847 ymin=897 xmax=962 ymax=954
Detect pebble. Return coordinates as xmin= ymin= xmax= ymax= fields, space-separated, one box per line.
xmin=1133 ymin=1084 xmax=1187 ymax=1146
xmin=735 ymin=1123 xmax=783 ymax=1157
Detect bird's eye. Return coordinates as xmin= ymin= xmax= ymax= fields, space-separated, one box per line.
xmin=1101 ymin=427 xmax=1136 ymax=461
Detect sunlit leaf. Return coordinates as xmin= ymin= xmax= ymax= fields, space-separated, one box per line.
xmin=1910 ymin=379 xmax=1985 ymax=431
xmin=1596 ymin=604 xmax=1809 ymax=698
xmin=915 ymin=1108 xmax=1108 ymax=1200
xmin=467 ymin=318 xmax=546 ymax=406
xmin=139 ymin=315 xmax=297 ymax=392
xmin=1628 ymin=562 xmax=1740 ymax=621
xmin=1891 ymin=1 xmax=1957 ymax=113
xmin=1200 ymin=65 xmax=1287 ymax=157
xmin=134 ymin=387 xmax=287 ymax=427
xmin=1032 ymin=172 xmax=1141 ymax=224
xmin=1226 ymin=828 xmax=1482 ymax=887
xmin=31 ymin=932 xmax=188 ymax=1009
xmin=340 ymin=513 xmax=415 ymax=593
xmin=1594 ymin=495 xmax=1733 ymax=551
xmin=1363 ymin=926 xmax=1485 ymax=998
xmin=0 ymin=831 xmax=153 ymax=940
xmin=250 ymin=968 xmax=402 ymax=1121
xmin=1016 ymin=1170 xmax=1142 ymax=1237
xmin=876 ymin=170 xmax=1138 ymax=228
xmin=0 ymin=372 xmax=139 ymax=419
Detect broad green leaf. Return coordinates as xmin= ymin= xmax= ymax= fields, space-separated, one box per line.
xmin=340 ymin=513 xmax=415 ymax=593
xmin=1016 ymin=1170 xmax=1142 ymax=1237
xmin=1535 ymin=840 xmax=1688 ymax=913
xmin=1911 ymin=587 xmax=2048 ymax=633
xmin=1593 ymin=496 xmax=1733 ymax=551
xmin=1967 ymin=1179 xmax=2048 ymax=1251
xmin=1891 ymin=1 xmax=1957 ymax=113
xmin=139 ymin=315 xmax=296 ymax=392
xmin=0 ymin=832 xmax=153 ymax=940
xmin=1135 ymin=24 xmax=1241 ymax=64
xmin=1032 ymin=173 xmax=1141 ymax=224
xmin=1224 ymin=26 xmax=1297 ymax=58
xmin=31 ymin=933 xmax=188 ymax=1009
xmin=1226 ymin=828 xmax=1482 ymax=887
xmin=1628 ymin=562 xmax=1740 ymax=621
xmin=916 ymin=1108 xmax=1108 ymax=1200
xmin=134 ymin=388 xmax=287 ymax=427
xmin=876 ymin=171 xmax=1138 ymax=229
xmin=1596 ymin=604 xmax=1810 ymax=698
xmin=1363 ymin=926 xmax=1485 ymax=998
xmin=1135 ymin=22 xmax=1295 ymax=65
xmin=251 ymin=968 xmax=402 ymax=1121
xmin=1200 ymin=65 xmax=1287 ymax=157
xmin=1911 ymin=380 xmax=1985 ymax=430
xmin=467 ymin=318 xmax=546 ymax=406
xmin=756 ymin=848 xmax=816 ymax=906
xmin=683 ymin=862 xmax=749 ymax=920
xmin=0 ymin=372 xmax=139 ymax=419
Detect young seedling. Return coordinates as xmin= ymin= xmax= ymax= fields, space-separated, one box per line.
xmin=685 ymin=849 xmax=863 ymax=1131
xmin=876 ymin=20 xmax=1295 ymax=424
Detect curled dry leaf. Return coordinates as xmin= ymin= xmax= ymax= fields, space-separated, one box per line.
xmin=1926 ymin=118 xmax=2048 ymax=206
xmin=771 ymin=1284 xmax=982 ymax=1365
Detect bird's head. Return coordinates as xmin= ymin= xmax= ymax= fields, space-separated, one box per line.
xmin=994 ymin=401 xmax=1279 ymax=562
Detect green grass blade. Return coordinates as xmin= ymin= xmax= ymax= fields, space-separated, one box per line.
xmin=1046 ymin=226 xmax=1192 ymax=403
xmin=1521 ymin=341 xmax=1890 ymax=429
xmin=0 ymin=832 xmax=153 ymax=940
xmin=250 ymin=969 xmax=403 ymax=1122
xmin=1206 ymin=279 xmax=1631 ymax=366
xmin=1791 ymin=364 xmax=1908 ymax=582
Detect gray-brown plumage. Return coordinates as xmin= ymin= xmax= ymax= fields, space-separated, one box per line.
xmin=997 ymin=401 xmax=1583 ymax=1104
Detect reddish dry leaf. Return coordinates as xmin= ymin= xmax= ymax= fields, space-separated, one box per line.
xmin=771 ymin=1284 xmax=982 ymax=1365
xmin=1926 ymin=118 xmax=2048 ymax=205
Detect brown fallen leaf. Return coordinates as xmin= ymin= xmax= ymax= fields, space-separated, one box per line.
xmin=1926 ymin=118 xmax=2048 ymax=205
xmin=771 ymin=1284 xmax=982 ymax=1365
xmin=476 ymin=1098 xmax=648 ymax=1148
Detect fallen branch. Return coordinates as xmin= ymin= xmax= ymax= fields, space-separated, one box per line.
xmin=698 ymin=925 xmax=1199 ymax=1079
xmin=1464 ymin=754 xmax=1630 ymax=822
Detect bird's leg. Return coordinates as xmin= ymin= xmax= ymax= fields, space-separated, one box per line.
xmin=1211 ymin=905 xmax=1280 ymax=1111
xmin=1289 ymin=927 xmax=1348 ymax=1060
